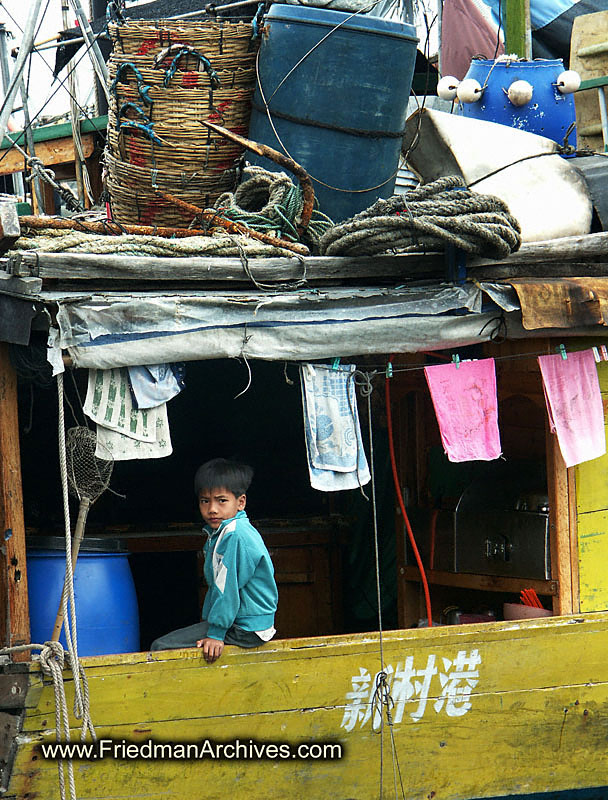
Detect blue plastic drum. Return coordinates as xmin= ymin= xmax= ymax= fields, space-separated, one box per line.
xmin=27 ymin=538 xmax=139 ymax=656
xmin=247 ymin=4 xmax=418 ymax=222
xmin=459 ymin=58 xmax=576 ymax=146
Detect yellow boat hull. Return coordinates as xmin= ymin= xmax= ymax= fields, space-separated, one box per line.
xmin=4 ymin=612 xmax=608 ymax=800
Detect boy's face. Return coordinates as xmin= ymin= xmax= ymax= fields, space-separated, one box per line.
xmin=198 ymin=487 xmax=246 ymax=530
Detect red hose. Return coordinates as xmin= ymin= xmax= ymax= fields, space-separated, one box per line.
xmin=385 ymin=357 xmax=434 ymax=627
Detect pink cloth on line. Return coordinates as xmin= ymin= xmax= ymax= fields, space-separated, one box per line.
xmin=538 ymin=349 xmax=606 ymax=468
xmin=424 ymin=358 xmax=501 ymax=463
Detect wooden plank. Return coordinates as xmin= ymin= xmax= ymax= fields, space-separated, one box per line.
xmin=0 ymin=116 xmax=107 ymax=150
xmin=0 ymin=273 xmax=42 ymax=296
xmin=0 ymin=344 xmax=30 ymax=659
xmin=577 ymin=510 xmax=608 ymax=611
xmin=7 ymin=614 xmax=608 ymax=800
xmin=0 ymin=674 xmax=29 ymax=710
xmin=571 ymin=11 xmax=608 ymax=152
xmin=0 ymin=709 xmax=22 ymax=793
xmin=8 ymin=250 xmax=446 ymax=283
xmin=568 ymin=467 xmax=581 ymax=613
xmin=469 ymin=262 xmax=608 ymax=280
xmin=468 ymin=231 xmax=608 ymax=268
xmin=401 ymin=566 xmax=558 ymax=596
xmin=0 ymin=133 xmax=95 ymax=176
xmin=546 ymin=419 xmax=574 ymax=615
xmin=576 ymin=425 xmax=608 ymax=514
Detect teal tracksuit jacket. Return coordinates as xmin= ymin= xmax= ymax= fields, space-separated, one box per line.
xmin=202 ymin=510 xmax=278 ymax=641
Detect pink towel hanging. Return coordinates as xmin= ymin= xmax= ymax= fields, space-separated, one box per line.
xmin=424 ymin=358 xmax=502 ymax=463
xmin=538 ymin=349 xmax=606 ymax=468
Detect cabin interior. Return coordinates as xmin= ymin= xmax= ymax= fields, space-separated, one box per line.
xmin=5 ymin=325 xmax=604 ymax=655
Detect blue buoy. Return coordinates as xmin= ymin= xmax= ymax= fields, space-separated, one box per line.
xmin=247 ymin=4 xmax=418 ymax=222
xmin=27 ymin=539 xmax=139 ymax=656
xmin=459 ymin=58 xmax=576 ymax=147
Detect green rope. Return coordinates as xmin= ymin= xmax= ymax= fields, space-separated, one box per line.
xmin=213 ymin=168 xmax=334 ymax=251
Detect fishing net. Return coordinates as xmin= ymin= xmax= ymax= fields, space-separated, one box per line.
xmin=66 ymin=426 xmax=113 ymax=504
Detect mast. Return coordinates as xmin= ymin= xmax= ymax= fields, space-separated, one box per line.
xmin=504 ymin=0 xmax=532 ymax=58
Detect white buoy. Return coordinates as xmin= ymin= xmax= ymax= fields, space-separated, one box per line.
xmin=437 ymin=75 xmax=460 ymax=101
xmin=506 ymin=79 xmax=534 ymax=106
xmin=556 ymin=70 xmax=581 ymax=94
xmin=456 ymin=78 xmax=483 ymax=104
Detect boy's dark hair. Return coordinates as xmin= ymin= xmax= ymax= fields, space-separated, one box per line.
xmin=194 ymin=458 xmax=254 ymax=498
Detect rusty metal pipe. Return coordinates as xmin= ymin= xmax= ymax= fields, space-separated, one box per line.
xmin=19 ymin=214 xmax=215 ymax=239
xmin=157 ymin=191 xmax=310 ymax=256
xmin=199 ymin=120 xmax=315 ymax=234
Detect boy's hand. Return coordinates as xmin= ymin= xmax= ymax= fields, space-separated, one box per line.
xmin=196 ymin=637 xmax=224 ymax=663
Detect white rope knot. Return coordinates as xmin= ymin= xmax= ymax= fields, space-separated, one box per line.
xmin=26 ymin=156 xmax=57 ymax=184
xmin=39 ymin=640 xmax=66 ymax=676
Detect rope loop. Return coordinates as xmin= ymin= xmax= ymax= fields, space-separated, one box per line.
xmin=110 ymin=62 xmax=153 ymax=105
xmin=117 ymin=101 xmax=152 ymax=129
xmin=371 ymin=670 xmax=395 ymax=732
xmin=160 ymin=47 xmax=221 ymax=90
xmin=119 ymin=120 xmax=163 ymax=146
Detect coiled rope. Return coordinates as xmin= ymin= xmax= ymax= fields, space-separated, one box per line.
xmin=214 ymin=166 xmax=334 ymax=250
xmin=319 ymin=176 xmax=522 ymax=260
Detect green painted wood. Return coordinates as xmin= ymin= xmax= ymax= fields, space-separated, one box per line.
xmin=504 ymin=0 xmax=532 ymax=58
xmin=0 ymin=116 xmax=108 ymax=151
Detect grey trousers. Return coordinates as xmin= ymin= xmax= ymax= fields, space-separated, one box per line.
xmin=150 ymin=620 xmax=265 ymax=651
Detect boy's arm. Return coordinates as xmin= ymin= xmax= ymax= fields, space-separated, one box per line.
xmin=204 ymin=531 xmax=257 ymax=642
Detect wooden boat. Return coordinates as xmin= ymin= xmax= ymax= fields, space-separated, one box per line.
xmin=2 ymin=7 xmax=608 ymax=798
xmin=2 ymin=245 xmax=608 ymax=798
xmin=2 ymin=612 xmax=608 ymax=799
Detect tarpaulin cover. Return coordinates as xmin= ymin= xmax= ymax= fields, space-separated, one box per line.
xmin=54 ymin=282 xmax=520 ymax=369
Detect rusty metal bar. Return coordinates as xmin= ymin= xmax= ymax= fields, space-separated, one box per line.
xmin=157 ymin=192 xmax=310 ymax=256
xmin=199 ymin=120 xmax=315 ymax=234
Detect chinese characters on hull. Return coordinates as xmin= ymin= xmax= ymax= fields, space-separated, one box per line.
xmin=340 ymin=649 xmax=482 ymax=733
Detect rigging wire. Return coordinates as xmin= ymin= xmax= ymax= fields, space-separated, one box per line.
xmin=0 ymin=7 xmax=107 ymax=170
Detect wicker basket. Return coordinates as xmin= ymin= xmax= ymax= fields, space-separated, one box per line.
xmin=106 ymin=18 xmax=258 ymax=227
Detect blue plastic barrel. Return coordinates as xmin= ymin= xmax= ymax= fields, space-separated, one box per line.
xmin=459 ymin=58 xmax=576 ymax=147
xmin=27 ymin=538 xmax=139 ymax=656
xmin=247 ymin=5 xmax=418 ymax=222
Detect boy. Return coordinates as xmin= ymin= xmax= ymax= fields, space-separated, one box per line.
xmin=150 ymin=458 xmax=278 ymax=663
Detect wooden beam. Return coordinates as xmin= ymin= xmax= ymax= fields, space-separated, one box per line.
xmin=401 ymin=566 xmax=558 ymax=596
xmin=505 ymin=0 xmax=532 ymax=58
xmin=546 ymin=410 xmax=574 ymax=615
xmin=0 ymin=344 xmax=30 ymax=660
xmin=0 ymin=133 xmax=95 ymax=176
xmin=469 ymin=262 xmax=608 ymax=280
xmin=469 ymin=232 xmax=608 ymax=268
xmin=568 ymin=467 xmax=581 ymax=612
xmin=8 ymin=250 xmax=446 ymax=284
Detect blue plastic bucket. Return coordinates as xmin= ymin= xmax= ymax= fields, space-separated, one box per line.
xmin=27 ymin=539 xmax=139 ymax=656
xmin=459 ymin=58 xmax=575 ymax=146
xmin=247 ymin=4 xmax=418 ymax=222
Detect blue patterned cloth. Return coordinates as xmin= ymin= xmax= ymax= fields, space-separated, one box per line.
xmin=128 ymin=363 xmax=183 ymax=409
xmin=300 ymin=363 xmax=371 ymax=492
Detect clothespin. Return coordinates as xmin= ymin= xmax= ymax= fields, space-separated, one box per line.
xmin=601 ymin=345 xmax=608 ymax=361
xmin=386 ymin=361 xmax=393 ymax=379
xmin=556 ymin=344 xmax=567 ymax=360
xmin=593 ymin=346 xmax=601 ymax=363
xmin=452 ymin=353 xmax=460 ymax=369
xmin=331 ymin=358 xmax=341 ymax=370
